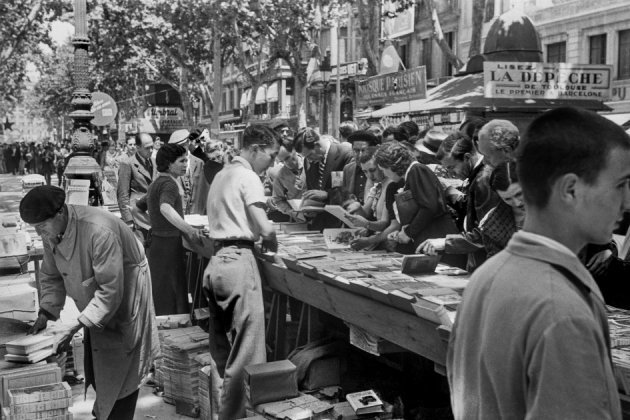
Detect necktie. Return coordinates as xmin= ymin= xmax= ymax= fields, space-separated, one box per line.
xmin=318 ymin=159 xmax=325 ymax=190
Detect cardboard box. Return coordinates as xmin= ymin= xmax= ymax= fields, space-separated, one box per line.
xmin=244 ymin=360 xmax=299 ymax=406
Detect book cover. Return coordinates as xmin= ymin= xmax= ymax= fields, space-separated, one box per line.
xmin=323 ymin=205 xmax=359 ymax=228
xmin=345 ymin=390 xmax=384 ymax=415
xmin=65 ymin=179 xmax=90 ymax=206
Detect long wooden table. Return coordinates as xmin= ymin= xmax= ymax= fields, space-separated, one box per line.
xmin=259 ymin=260 xmax=450 ymax=366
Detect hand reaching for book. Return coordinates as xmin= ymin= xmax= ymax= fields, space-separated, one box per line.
xmin=28 ymin=312 xmax=48 ymax=335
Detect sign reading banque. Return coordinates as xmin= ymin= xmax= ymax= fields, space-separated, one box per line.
xmin=356 ymin=66 xmax=427 ymax=108
xmin=484 ymin=62 xmax=612 ymax=100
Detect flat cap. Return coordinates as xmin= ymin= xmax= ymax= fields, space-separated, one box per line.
xmin=347 ymin=130 xmax=379 ymax=146
xmin=19 ymin=186 xmax=65 ymax=224
xmin=422 ymin=129 xmax=448 ymax=154
xmin=169 ymin=129 xmax=190 ymax=145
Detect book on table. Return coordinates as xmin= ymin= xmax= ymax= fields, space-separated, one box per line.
xmin=345 ymin=389 xmax=384 ymax=415
xmin=5 ymin=335 xmax=55 ymax=356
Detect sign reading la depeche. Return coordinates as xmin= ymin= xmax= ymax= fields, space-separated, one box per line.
xmin=356 ymin=66 xmax=427 ymax=108
xmin=483 ymin=62 xmax=612 ymax=100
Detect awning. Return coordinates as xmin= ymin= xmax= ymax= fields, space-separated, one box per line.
xmin=239 ymin=89 xmax=251 ymax=108
xmin=266 ymin=81 xmax=279 ymax=103
xmin=371 ymin=73 xmax=611 ymax=118
xmin=602 ymin=113 xmax=630 ymax=127
xmin=255 ymin=85 xmax=268 ymax=105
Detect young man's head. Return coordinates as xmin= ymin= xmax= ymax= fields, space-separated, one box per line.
xmin=477 ymin=119 xmax=519 ymax=168
xmin=295 ymin=127 xmax=330 ymax=163
xmin=126 ymin=137 xmax=137 ymax=156
xmin=135 ymin=133 xmax=154 ymax=160
xmin=339 ymin=121 xmax=358 ymax=142
xmin=517 ymin=107 xmax=630 ymax=247
xmin=240 ymin=124 xmax=280 ymax=174
xmin=276 ymin=135 xmax=303 ymax=173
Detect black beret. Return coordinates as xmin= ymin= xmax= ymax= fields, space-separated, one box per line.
xmin=19 ymin=186 xmax=66 ymax=224
xmin=347 ymin=130 xmax=379 ymax=146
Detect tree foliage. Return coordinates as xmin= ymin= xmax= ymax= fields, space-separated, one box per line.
xmin=0 ymin=0 xmax=68 ymax=115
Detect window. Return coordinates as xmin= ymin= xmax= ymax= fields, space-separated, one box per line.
xmin=269 ymin=102 xmax=279 ymax=116
xmin=547 ymin=42 xmax=566 ymax=63
xmin=619 ymin=30 xmax=630 ymax=79
xmin=254 ymin=103 xmax=267 ymax=115
xmin=421 ymin=38 xmax=432 ymax=78
xmin=399 ymin=43 xmax=409 ymax=69
xmin=221 ymin=91 xmax=228 ymax=112
xmin=236 ymin=87 xmax=242 ymax=110
xmin=589 ymin=34 xmax=606 ymax=64
xmin=285 ymin=78 xmax=295 ymax=96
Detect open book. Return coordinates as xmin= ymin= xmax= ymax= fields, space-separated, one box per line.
xmin=287 ymin=199 xmax=325 ymax=212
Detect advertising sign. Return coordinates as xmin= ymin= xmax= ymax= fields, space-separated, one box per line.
xmin=91 ymin=92 xmax=117 ymax=126
xmin=484 ymin=62 xmax=612 ymax=100
xmin=143 ymin=106 xmax=186 ymax=131
xmin=356 ymin=66 xmax=427 ymax=108
xmin=382 ymin=2 xmax=415 ymax=39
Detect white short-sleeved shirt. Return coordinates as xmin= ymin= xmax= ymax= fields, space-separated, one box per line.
xmin=206 ymin=156 xmax=266 ymax=241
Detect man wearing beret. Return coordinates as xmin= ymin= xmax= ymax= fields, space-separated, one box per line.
xmin=21 ymin=186 xmax=159 ymax=420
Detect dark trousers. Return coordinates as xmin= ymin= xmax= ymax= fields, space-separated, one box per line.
xmin=104 ymin=389 xmax=139 ymax=420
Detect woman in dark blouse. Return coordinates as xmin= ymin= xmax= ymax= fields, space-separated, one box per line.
xmin=138 ymin=143 xmax=205 ymax=315
xmin=374 ymin=142 xmax=465 ymax=267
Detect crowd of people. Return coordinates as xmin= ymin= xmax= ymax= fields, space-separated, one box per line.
xmin=18 ymin=106 xmax=630 ymax=419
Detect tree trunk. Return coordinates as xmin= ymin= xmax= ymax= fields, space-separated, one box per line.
xmin=469 ymin=0 xmax=485 ymax=57
xmin=356 ymin=0 xmax=381 ymax=76
xmin=427 ymin=0 xmax=464 ymax=70
xmin=212 ymin=32 xmax=221 ymax=135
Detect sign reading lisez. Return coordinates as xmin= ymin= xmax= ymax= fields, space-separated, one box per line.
xmin=356 ymin=66 xmax=427 ymax=108
xmin=484 ymin=62 xmax=612 ymax=100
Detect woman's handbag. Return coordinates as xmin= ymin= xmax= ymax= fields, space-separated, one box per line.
xmin=395 ymin=189 xmax=419 ymax=225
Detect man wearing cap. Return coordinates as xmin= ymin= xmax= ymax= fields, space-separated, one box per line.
xmin=203 ymin=125 xmax=280 ymax=419
xmin=188 ymin=127 xmax=210 ymax=163
xmin=117 ymin=133 xmax=154 ymax=243
xmin=21 ymin=186 xmax=159 ymax=420
xmin=168 ymin=129 xmax=208 ymax=214
xmin=341 ymin=130 xmax=379 ymax=205
xmin=415 ymin=128 xmax=445 ymax=165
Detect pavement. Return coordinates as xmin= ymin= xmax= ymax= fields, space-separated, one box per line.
xmin=0 ymin=174 xmax=190 ymax=420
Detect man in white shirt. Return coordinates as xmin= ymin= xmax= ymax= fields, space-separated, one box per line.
xmin=203 ymin=125 xmax=280 ymax=420
xmin=448 ymin=107 xmax=630 ymax=419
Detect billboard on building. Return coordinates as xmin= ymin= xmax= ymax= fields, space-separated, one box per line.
xmin=484 ymin=62 xmax=612 ymax=101
xmin=381 ymin=1 xmax=415 ymax=39
xmin=356 ymin=66 xmax=427 ymax=108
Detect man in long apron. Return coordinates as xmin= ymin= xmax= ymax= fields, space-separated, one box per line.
xmin=21 ymin=186 xmax=160 ymax=420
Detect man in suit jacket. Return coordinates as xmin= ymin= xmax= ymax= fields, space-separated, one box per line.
xmin=168 ymin=129 xmax=208 ymax=215
xmin=298 ymin=129 xmax=353 ymax=230
xmin=117 ymin=133 xmax=155 ymax=241
xmin=341 ymin=130 xmax=379 ymax=205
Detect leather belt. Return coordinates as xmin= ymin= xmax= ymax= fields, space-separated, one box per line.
xmin=213 ymin=239 xmax=255 ymax=250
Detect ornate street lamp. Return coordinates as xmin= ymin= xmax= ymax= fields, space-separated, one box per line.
xmin=63 ymin=0 xmax=103 ymax=205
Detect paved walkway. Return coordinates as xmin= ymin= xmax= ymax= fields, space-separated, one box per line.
xmin=0 ymin=174 xmax=189 ymax=419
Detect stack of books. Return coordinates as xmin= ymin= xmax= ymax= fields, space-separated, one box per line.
xmin=195 ymin=353 xmax=215 ymax=420
xmin=252 ymin=394 xmax=333 ymax=420
xmin=1 ymin=382 xmax=72 ymax=420
xmin=158 ymin=327 xmax=209 ymax=408
xmin=4 ymin=336 xmax=55 ymax=364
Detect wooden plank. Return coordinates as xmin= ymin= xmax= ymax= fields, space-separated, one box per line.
xmin=260 ymin=261 xmax=448 ymax=365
